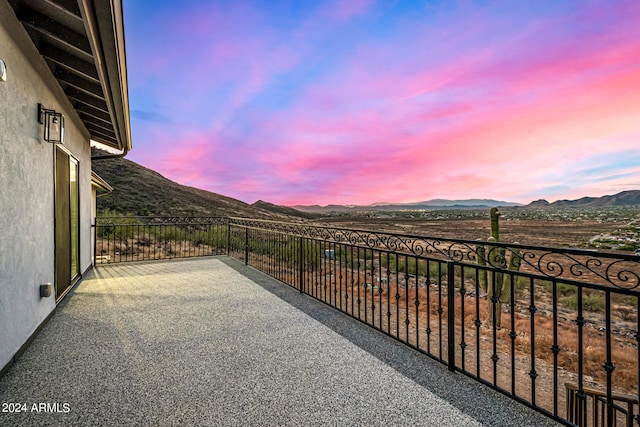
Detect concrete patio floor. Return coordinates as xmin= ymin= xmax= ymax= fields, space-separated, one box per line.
xmin=0 ymin=257 xmax=560 ymax=426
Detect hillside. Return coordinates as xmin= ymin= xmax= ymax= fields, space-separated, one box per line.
xmin=526 ymin=190 xmax=640 ymax=208
xmin=251 ymin=200 xmax=319 ymax=219
xmin=91 ymin=152 xmax=308 ymax=220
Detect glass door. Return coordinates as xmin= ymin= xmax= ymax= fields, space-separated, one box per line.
xmin=69 ymin=156 xmax=79 ymax=279
xmin=55 ymin=146 xmax=80 ymax=301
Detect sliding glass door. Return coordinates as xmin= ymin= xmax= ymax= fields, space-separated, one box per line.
xmin=55 ymin=146 xmax=79 ymax=301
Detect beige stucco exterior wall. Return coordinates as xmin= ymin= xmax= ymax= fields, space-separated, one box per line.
xmin=0 ymin=0 xmax=93 ymax=369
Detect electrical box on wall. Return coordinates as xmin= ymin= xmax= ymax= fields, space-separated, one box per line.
xmin=40 ymin=283 xmax=52 ymax=298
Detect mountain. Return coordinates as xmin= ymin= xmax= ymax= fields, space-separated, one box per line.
xmin=409 ymin=198 xmax=521 ymax=207
xmin=251 ymin=200 xmax=319 ymax=219
xmin=525 ymin=190 xmax=640 ymax=208
xmin=91 ymin=152 xmax=308 ymax=220
xmin=292 ymin=198 xmax=521 ymax=213
xmin=527 ymin=199 xmax=551 ymax=208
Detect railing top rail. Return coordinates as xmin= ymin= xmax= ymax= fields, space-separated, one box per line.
xmin=565 ymin=383 xmax=639 ymax=405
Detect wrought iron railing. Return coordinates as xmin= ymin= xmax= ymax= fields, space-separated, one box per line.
xmin=227 ymin=217 xmax=640 ymax=427
xmin=94 ymin=215 xmax=640 ymax=426
xmin=93 ymin=216 xmax=228 ymax=264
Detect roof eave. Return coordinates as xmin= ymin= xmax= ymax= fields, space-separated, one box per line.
xmin=91 ymin=170 xmax=113 ymax=194
xmin=78 ymin=0 xmax=131 ymax=152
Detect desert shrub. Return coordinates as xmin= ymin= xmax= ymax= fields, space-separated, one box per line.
xmin=617 ymin=242 xmax=638 ymax=251
xmin=96 ymin=210 xmax=143 ymax=239
xmin=298 ymin=239 xmax=324 ymax=269
xmin=335 ymin=246 xmax=369 ymax=268
xmin=612 ymin=293 xmax=637 ymax=306
xmin=559 ymin=291 xmax=605 ymax=313
xmin=275 ymin=237 xmax=302 ymax=261
xmin=514 ymin=275 xmax=529 ymax=292
xmin=159 ymin=225 xmax=183 ymax=242
xmin=546 ymin=281 xmax=577 ymax=297
xmin=559 ymin=295 xmax=578 ymax=310
xmin=380 ymin=254 xmax=441 ymax=278
xmin=583 ymin=293 xmax=605 ymax=313
xmin=207 ymin=227 xmax=228 ymax=249
xmin=136 ymin=236 xmax=152 ymax=246
xmin=227 ymin=228 xmax=246 ymax=252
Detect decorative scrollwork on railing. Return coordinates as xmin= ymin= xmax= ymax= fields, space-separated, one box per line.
xmin=604 ymin=259 xmax=640 ymax=289
xmin=508 ymin=250 xmax=639 ymax=290
xmin=533 ymin=252 xmax=566 ymax=278
xmin=229 ymin=217 xmax=640 ymax=291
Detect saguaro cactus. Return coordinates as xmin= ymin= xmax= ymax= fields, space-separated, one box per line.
xmin=476 ymin=207 xmax=522 ymax=328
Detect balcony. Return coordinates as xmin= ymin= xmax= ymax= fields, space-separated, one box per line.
xmin=2 ymin=216 xmax=639 ymax=426
xmin=0 ymin=257 xmax=562 ymax=425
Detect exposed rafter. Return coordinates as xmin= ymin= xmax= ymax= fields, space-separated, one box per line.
xmin=54 ymin=68 xmax=103 ymax=97
xmin=74 ymin=101 xmax=112 ymax=122
xmin=65 ymin=86 xmax=108 ymax=111
xmin=18 ymin=6 xmax=92 ymax=55
xmin=40 ymin=43 xmax=99 ymax=81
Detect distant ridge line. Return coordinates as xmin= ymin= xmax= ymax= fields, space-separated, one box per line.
xmin=292 ymin=191 xmax=640 ymax=213
xmin=526 ymin=190 xmax=640 ymax=208
xmin=292 ymin=199 xmax=521 ymax=213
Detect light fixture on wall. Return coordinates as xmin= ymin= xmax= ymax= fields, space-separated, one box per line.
xmin=38 ymin=103 xmax=64 ymax=143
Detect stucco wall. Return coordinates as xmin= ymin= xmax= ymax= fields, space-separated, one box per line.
xmin=0 ymin=0 xmax=93 ymax=370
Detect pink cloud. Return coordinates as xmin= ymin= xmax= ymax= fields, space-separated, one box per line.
xmin=130 ymin=130 xmax=221 ymax=188
xmin=126 ymin=0 xmax=640 ymax=206
xmin=251 ymin=37 xmax=640 ymax=205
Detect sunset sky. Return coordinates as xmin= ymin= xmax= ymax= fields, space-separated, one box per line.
xmin=123 ymin=0 xmax=640 ymax=206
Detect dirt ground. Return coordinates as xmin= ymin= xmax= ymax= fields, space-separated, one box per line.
xmin=319 ymin=217 xmax=626 ymax=249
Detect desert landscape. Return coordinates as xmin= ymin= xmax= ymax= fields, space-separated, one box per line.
xmin=93 ymin=154 xmax=640 ymax=426
xmin=316 ymin=205 xmax=640 ymax=251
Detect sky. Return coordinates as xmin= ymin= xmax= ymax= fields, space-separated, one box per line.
xmin=122 ymin=0 xmax=640 ymax=206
